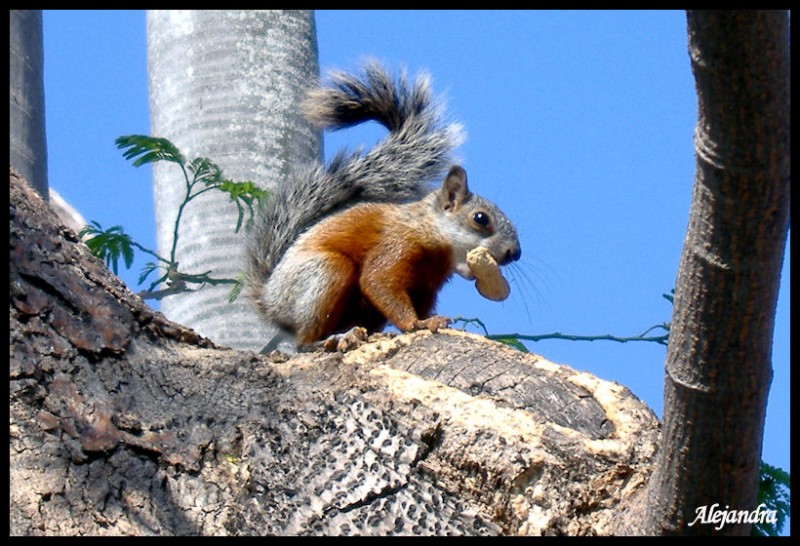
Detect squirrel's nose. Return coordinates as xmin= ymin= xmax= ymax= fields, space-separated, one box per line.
xmin=500 ymin=244 xmax=521 ymax=265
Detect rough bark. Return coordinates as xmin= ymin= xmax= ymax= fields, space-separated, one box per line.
xmin=10 ymin=168 xmax=660 ymax=536
xmin=147 ymin=10 xmax=321 ymax=351
xmin=619 ymin=11 xmax=790 ymax=536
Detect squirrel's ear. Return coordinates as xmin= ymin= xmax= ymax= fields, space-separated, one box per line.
xmin=438 ymin=166 xmax=470 ymax=211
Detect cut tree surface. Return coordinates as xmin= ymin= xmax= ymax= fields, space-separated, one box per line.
xmin=9 ymin=168 xmax=660 ymax=536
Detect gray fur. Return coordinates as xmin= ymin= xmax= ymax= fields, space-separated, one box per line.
xmin=245 ymin=62 xmax=464 ymax=305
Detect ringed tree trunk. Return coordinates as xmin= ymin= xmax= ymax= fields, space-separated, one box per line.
xmin=147 ymin=10 xmax=321 ymax=351
xmin=620 ymin=10 xmax=790 ymax=536
xmin=9 ymin=9 xmax=49 ymax=199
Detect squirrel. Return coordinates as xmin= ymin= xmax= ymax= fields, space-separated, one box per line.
xmin=245 ymin=62 xmax=521 ymax=351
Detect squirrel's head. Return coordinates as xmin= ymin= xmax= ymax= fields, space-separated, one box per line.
xmin=435 ymin=165 xmax=521 ymax=280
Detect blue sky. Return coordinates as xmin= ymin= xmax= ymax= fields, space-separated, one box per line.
xmin=41 ymin=9 xmax=790 ymax=499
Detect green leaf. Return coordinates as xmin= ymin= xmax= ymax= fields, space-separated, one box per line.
xmin=217 ymin=180 xmax=268 ymax=233
xmin=228 ymin=279 xmax=243 ymax=303
xmin=78 ymin=221 xmax=100 ymax=241
xmin=116 ymin=135 xmax=185 ymax=167
xmin=121 ymin=240 xmax=134 ymax=269
xmin=218 ymin=180 xmax=268 ymax=204
xmin=138 ymin=262 xmax=161 ymax=286
xmin=494 ymin=337 xmax=529 ymax=352
xmin=228 ymin=271 xmax=250 ymax=303
xmin=188 ymin=157 xmax=223 ymax=186
xmin=232 ymin=199 xmax=245 ymax=233
xmin=752 ymin=462 xmax=790 ymax=536
xmin=80 ymin=220 xmax=136 ymax=275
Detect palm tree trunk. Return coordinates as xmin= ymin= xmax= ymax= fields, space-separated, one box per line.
xmin=147 ymin=10 xmax=321 ymax=350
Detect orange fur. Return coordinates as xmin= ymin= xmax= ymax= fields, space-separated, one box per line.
xmin=294 ymin=202 xmax=454 ymax=343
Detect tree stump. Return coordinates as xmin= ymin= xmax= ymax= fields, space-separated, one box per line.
xmin=9 ymin=168 xmax=660 ymax=535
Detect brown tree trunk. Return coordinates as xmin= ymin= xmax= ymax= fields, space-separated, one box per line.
xmin=10 ymin=168 xmax=659 ymax=535
xmin=619 ymin=11 xmax=790 ymax=536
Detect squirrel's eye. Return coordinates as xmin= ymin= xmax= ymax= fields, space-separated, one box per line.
xmin=473 ymin=211 xmax=490 ymax=227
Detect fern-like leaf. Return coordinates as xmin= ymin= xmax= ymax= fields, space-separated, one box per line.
xmin=218 ymin=180 xmax=268 ymax=233
xmin=138 ymin=262 xmax=161 ymax=286
xmin=188 ymin=157 xmax=223 ymax=186
xmin=494 ymin=337 xmax=530 ymax=352
xmin=116 ymin=135 xmax=185 ymax=167
xmin=752 ymin=462 xmax=790 ymax=536
xmin=80 ymin=221 xmax=135 ymax=275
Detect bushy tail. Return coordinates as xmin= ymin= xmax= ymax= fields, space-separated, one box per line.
xmin=246 ymin=62 xmax=463 ymax=294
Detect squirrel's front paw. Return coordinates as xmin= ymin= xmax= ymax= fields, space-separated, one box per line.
xmin=323 ymin=326 xmax=369 ymax=352
xmin=413 ymin=315 xmax=451 ymax=334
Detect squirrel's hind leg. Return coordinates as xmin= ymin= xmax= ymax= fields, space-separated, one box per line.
xmin=260 ymin=247 xmax=355 ymax=347
xmin=292 ymin=251 xmax=362 ymax=346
